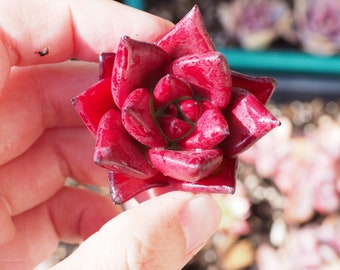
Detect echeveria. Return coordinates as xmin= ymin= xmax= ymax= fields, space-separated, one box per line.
xmin=217 ymin=0 xmax=292 ymax=50
xmin=294 ymin=0 xmax=340 ymax=55
xmin=72 ymin=5 xmax=280 ymax=204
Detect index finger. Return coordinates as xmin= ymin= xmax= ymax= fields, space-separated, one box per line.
xmin=0 ymin=0 xmax=173 ymax=87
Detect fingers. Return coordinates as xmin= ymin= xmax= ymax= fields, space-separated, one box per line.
xmin=46 ymin=186 xmax=121 ymax=242
xmin=0 ymin=0 xmax=173 ymax=95
xmin=0 ymin=60 xmax=98 ymax=165
xmin=0 ymin=0 xmax=173 ymax=67
xmin=0 ymin=127 xmax=107 ymax=215
xmin=0 ymin=201 xmax=59 ymax=270
xmin=0 ymin=187 xmax=120 ymax=270
xmin=51 ymin=192 xmax=221 ymax=270
xmin=0 ymin=0 xmax=175 ymax=155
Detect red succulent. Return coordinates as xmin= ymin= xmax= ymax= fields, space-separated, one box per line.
xmin=72 ymin=5 xmax=280 ymax=204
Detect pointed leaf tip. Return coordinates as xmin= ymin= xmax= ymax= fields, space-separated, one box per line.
xmin=156 ymin=5 xmax=216 ymax=58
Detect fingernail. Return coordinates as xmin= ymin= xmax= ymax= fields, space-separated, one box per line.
xmin=179 ymin=194 xmax=221 ymax=254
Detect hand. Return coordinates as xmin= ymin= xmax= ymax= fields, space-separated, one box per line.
xmin=0 ymin=0 xmax=221 ymax=269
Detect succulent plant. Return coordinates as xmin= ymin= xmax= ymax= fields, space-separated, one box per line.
xmin=293 ymin=0 xmax=340 ymax=55
xmin=217 ymin=0 xmax=292 ymax=50
xmin=241 ymin=116 xmax=340 ymax=224
xmin=72 ymin=5 xmax=280 ymax=204
xmin=257 ymin=215 xmax=340 ymax=269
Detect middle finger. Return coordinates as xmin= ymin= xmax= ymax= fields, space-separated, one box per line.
xmin=0 ymin=60 xmax=98 ymax=165
xmin=0 ymin=127 xmax=107 ymax=216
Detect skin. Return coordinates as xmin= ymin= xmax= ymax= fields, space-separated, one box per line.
xmin=0 ymin=0 xmax=221 ymax=269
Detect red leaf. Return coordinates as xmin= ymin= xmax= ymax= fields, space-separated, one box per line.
xmin=153 ymin=74 xmax=192 ymax=110
xmin=108 ymin=171 xmax=168 ymax=204
xmin=169 ymin=52 xmax=232 ymax=109
xmin=157 ymin=116 xmax=193 ymax=141
xmin=156 ymin=5 xmax=216 ymax=58
xmin=72 ymin=78 xmax=115 ymax=136
xmin=112 ymin=36 xmax=171 ymax=109
xmin=94 ymin=109 xmax=158 ymax=179
xmin=109 ymin=157 xmax=238 ymax=204
xmin=179 ymin=99 xmax=202 ymax=122
xmin=178 ymin=102 xmax=229 ymax=150
xmin=99 ymin=52 xmax=116 ymax=80
xmin=231 ymin=71 xmax=277 ymax=104
xmin=169 ymin=157 xmax=237 ymax=194
xmin=163 ymin=104 xmax=178 ymax=117
xmin=222 ymin=88 xmax=281 ymax=156
xmin=122 ymin=88 xmax=167 ymax=147
xmin=148 ymin=148 xmax=223 ymax=182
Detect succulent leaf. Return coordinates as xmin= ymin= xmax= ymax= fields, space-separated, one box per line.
xmin=148 ymin=148 xmax=223 ymax=182
xmin=72 ymin=78 xmax=115 ymax=136
xmin=169 ymin=52 xmax=232 ymax=109
xmin=222 ymin=88 xmax=281 ymax=156
xmin=95 ymin=109 xmax=158 ymax=179
xmin=178 ymin=102 xmax=229 ymax=150
xmin=153 ymin=74 xmax=193 ymax=109
xmin=72 ymin=5 xmax=280 ymax=204
xmin=122 ymin=88 xmax=167 ymax=148
xmin=112 ymin=36 xmax=171 ymax=109
xmin=156 ymin=5 xmax=216 ymax=58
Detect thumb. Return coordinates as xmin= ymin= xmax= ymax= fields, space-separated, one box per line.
xmin=51 ymin=192 xmax=221 ymax=270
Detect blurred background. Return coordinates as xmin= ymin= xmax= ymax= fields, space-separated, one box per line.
xmin=36 ymin=1 xmax=340 ymax=269
xmin=127 ymin=1 xmax=340 ymax=269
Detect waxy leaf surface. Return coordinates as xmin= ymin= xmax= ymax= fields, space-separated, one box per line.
xmin=72 ymin=5 xmax=280 ymax=204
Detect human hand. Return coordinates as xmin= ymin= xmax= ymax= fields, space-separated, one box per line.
xmin=0 ymin=0 xmax=221 ymax=269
